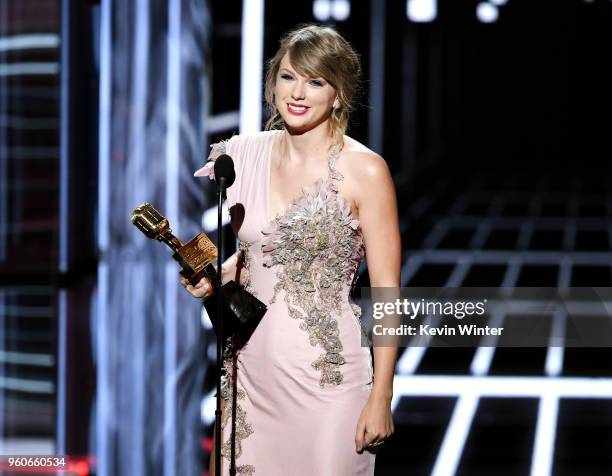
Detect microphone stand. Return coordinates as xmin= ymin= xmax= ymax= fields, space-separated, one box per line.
xmin=215 ymin=177 xmax=225 ymax=476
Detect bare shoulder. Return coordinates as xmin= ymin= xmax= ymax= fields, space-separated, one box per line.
xmin=334 ymin=136 xmax=393 ymax=214
xmin=339 ymin=135 xmax=390 ymax=182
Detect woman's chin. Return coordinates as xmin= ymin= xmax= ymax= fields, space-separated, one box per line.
xmin=284 ymin=123 xmax=309 ymax=135
xmin=282 ymin=116 xmax=328 ymax=135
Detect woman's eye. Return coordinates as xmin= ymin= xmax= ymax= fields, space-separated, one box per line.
xmin=310 ymin=80 xmax=323 ymax=86
xmin=281 ymin=74 xmax=293 ymax=80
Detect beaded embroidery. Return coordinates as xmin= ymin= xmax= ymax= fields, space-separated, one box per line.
xmin=197 ymin=139 xmax=229 ymax=180
xmin=238 ymin=240 xmax=257 ymax=297
xmin=220 ymin=339 xmax=255 ymax=474
xmin=262 ymin=144 xmax=365 ymax=388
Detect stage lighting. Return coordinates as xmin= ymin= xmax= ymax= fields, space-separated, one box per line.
xmin=333 ymin=0 xmax=350 ymax=21
xmin=313 ymin=0 xmax=351 ymax=21
xmin=406 ymin=0 xmax=437 ymax=23
xmin=476 ymin=2 xmax=499 ymax=23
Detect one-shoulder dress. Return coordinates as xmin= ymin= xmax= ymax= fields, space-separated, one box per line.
xmin=194 ymin=130 xmax=375 ymax=476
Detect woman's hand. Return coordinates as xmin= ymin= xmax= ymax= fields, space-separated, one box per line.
xmin=354 ymin=392 xmax=394 ymax=453
xmin=180 ymin=276 xmax=213 ymax=298
xmin=179 ymin=249 xmax=242 ymax=298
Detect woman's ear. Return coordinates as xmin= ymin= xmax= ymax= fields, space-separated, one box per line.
xmin=333 ymin=98 xmax=340 ymax=109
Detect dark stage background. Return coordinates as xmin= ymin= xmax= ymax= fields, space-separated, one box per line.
xmin=1 ymin=0 xmax=611 ymax=475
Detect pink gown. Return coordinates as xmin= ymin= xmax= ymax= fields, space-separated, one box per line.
xmin=195 ymin=130 xmax=375 ymax=476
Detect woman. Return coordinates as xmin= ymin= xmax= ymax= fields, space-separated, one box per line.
xmin=184 ymin=24 xmax=400 ymax=476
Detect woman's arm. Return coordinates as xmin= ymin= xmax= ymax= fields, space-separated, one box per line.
xmin=349 ymin=151 xmax=401 ymax=452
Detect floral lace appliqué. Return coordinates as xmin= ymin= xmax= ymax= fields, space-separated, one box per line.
xmin=220 ymin=339 xmax=255 ymax=474
xmin=238 ymin=240 xmax=257 ymax=297
xmin=261 ymin=150 xmax=365 ymax=388
xmin=193 ymin=139 xmax=230 ymax=180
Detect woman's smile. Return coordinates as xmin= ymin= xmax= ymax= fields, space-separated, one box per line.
xmin=287 ymin=103 xmax=310 ymax=115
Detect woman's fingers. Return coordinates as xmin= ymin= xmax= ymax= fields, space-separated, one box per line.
xmin=186 ymin=283 xmax=207 ymax=298
xmin=180 ymin=276 xmax=213 ymax=298
xmin=354 ymin=418 xmax=366 ymax=452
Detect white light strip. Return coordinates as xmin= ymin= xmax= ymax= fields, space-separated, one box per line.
xmin=394 ymin=375 xmax=612 ymax=398
xmin=432 ymin=393 xmax=479 ymax=476
xmin=396 ymin=346 xmax=426 ymax=375
xmin=0 ymin=62 xmax=59 ymax=76
xmin=0 ymin=291 xmax=5 ymax=442
xmin=163 ymin=264 xmax=178 ymax=476
xmin=202 ymin=203 xmax=230 ymax=232
xmin=390 ymin=393 xmax=402 ymax=413
xmin=56 ymin=289 xmax=67 ymax=454
xmin=0 ymin=42 xmax=6 ymax=260
xmin=0 ymin=350 xmax=54 ymax=366
xmin=201 ymin=306 xmax=213 ymax=330
xmin=132 ymin=1 xmax=150 ymax=474
xmin=545 ymin=310 xmax=566 ymax=376
xmin=368 ymin=0 xmax=385 ymax=153
xmin=0 ymin=376 xmax=54 ymax=393
xmin=95 ymin=266 xmax=110 ymax=476
xmin=59 ymin=0 xmax=70 ymax=273
xmin=530 ymin=394 xmax=558 ymax=476
xmin=129 ymin=264 xmax=145 ymax=475
xmin=97 ymin=1 xmax=111 ymax=254
xmin=544 ymin=346 xmax=563 ymax=377
xmin=201 ymin=388 xmax=217 ymax=425
xmin=96 ymin=0 xmax=112 ymax=474
xmin=164 ymin=0 xmax=181 ymax=473
xmin=165 ymin=3 xmax=181 ymax=232
xmin=470 ymin=346 xmax=495 ymax=375
xmin=208 ymin=111 xmax=240 ymax=134
xmin=470 ymin=311 xmax=504 ymax=375
xmin=239 ymin=0 xmax=264 ymax=134
xmin=132 ymin=0 xmax=149 ymax=209
xmin=0 ymin=34 xmax=59 ymax=51
xmin=557 ymin=257 xmax=572 ymax=289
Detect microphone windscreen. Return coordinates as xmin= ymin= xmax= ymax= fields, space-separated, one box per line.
xmin=214 ymin=154 xmax=236 ymax=188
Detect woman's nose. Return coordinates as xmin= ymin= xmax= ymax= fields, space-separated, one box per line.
xmin=291 ymin=80 xmax=306 ymax=100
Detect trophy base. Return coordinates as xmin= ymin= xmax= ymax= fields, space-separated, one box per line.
xmin=204 ymin=280 xmax=267 ymax=345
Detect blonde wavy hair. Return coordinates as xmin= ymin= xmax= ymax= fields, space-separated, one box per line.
xmin=264 ymin=24 xmax=362 ymax=147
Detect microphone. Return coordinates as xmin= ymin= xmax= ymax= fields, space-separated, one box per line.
xmin=213 ymin=154 xmax=236 ymax=189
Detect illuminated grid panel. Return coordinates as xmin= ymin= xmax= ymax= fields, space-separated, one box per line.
xmin=0 ymin=0 xmax=61 ymax=452
xmin=392 ymin=173 xmax=612 ymax=475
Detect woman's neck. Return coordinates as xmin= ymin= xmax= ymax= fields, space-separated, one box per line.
xmin=280 ymin=121 xmax=334 ymax=165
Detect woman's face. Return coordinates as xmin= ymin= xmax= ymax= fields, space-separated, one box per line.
xmin=274 ymin=52 xmax=337 ymax=134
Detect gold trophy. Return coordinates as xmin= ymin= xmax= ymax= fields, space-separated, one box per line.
xmin=131 ymin=203 xmax=266 ymax=341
